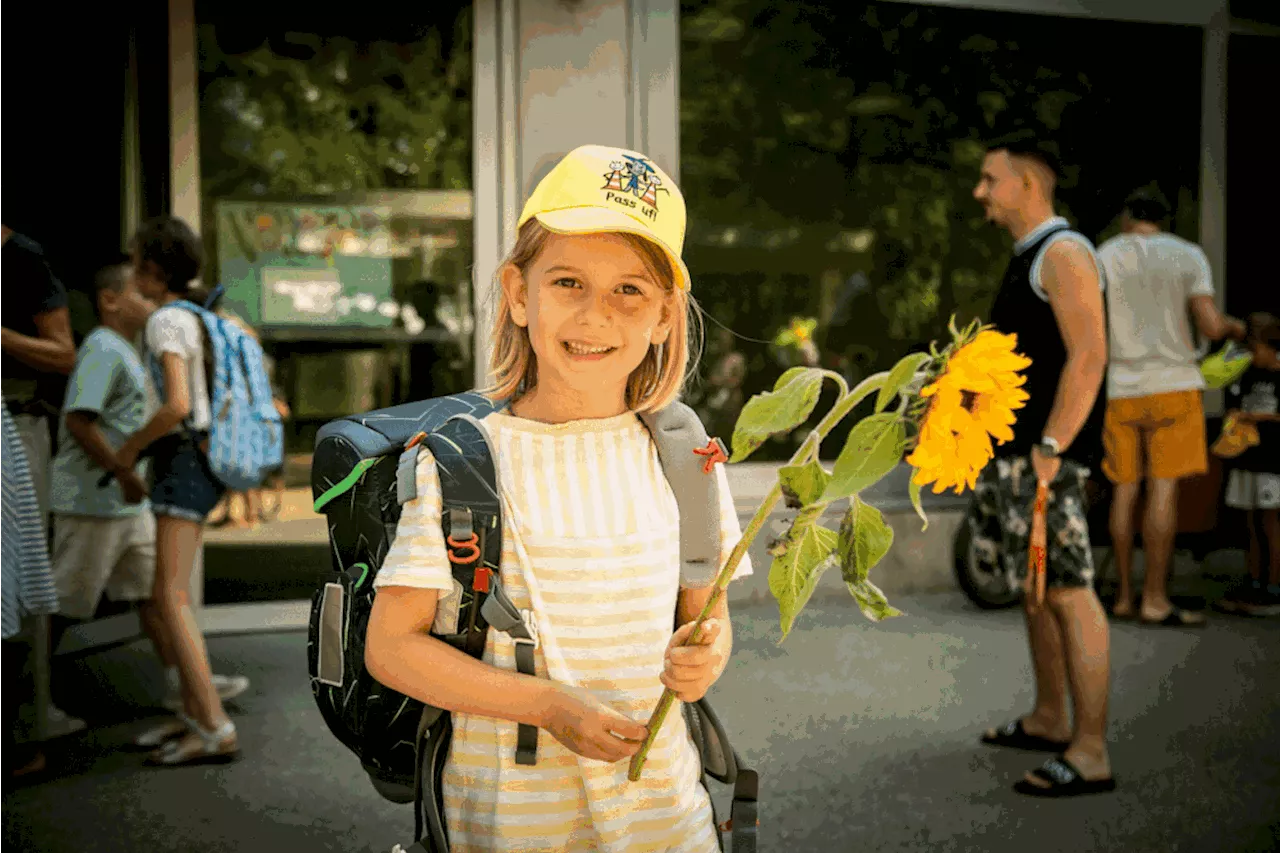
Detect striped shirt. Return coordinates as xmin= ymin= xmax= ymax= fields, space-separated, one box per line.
xmin=376 ymin=410 xmax=752 ymax=852
xmin=2 ymin=403 xmax=59 ymax=639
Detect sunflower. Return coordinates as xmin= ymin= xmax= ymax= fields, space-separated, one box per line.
xmin=906 ymin=329 xmax=1032 ymax=494
xmin=774 ymin=317 xmax=818 ymax=348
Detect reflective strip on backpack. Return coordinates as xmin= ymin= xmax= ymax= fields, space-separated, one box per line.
xmin=396 ymin=445 xmax=421 ymax=506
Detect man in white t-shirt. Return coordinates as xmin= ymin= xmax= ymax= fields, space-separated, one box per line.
xmin=1099 ymin=188 xmax=1247 ymax=625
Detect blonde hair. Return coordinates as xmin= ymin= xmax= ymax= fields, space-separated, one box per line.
xmin=485 ymin=219 xmax=701 ymax=414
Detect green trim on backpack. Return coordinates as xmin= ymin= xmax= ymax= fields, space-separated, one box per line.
xmin=313 ymin=457 xmax=380 ymax=513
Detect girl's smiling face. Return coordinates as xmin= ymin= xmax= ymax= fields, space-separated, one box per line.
xmin=502 ymin=231 xmax=673 ymax=415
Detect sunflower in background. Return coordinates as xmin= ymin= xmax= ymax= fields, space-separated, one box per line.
xmin=773 ymin=317 xmax=820 ymax=367
xmin=906 ymin=325 xmax=1032 ymax=494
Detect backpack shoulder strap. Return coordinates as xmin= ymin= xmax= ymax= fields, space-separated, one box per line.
xmin=410 ymin=411 xmax=541 ymax=768
xmin=638 ymin=401 xmax=728 ymax=589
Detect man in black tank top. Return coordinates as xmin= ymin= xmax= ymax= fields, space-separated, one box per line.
xmin=969 ymin=133 xmax=1115 ymax=797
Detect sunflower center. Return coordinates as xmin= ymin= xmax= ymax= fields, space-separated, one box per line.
xmin=960 ymin=390 xmax=979 ymax=413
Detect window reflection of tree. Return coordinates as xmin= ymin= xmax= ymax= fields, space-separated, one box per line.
xmin=681 ymin=0 xmax=1202 ymax=460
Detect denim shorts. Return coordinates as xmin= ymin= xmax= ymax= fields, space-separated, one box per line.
xmin=149 ymin=433 xmax=225 ymax=523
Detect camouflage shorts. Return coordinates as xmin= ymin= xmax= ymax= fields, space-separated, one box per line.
xmin=967 ymin=456 xmax=1095 ymax=590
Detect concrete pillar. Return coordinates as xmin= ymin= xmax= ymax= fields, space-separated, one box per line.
xmin=471 ymin=0 xmax=681 ymax=388
xmin=169 ymin=0 xmax=201 ymax=238
xmin=167 ymin=0 xmax=205 ymax=607
xmin=122 ymin=28 xmax=143 ymax=252
xmin=1199 ymin=1 xmax=1229 ymax=415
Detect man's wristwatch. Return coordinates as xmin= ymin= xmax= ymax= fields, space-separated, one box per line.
xmin=1036 ymin=436 xmax=1061 ymax=458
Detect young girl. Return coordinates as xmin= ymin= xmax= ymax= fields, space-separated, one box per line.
xmin=1219 ymin=313 xmax=1280 ymax=617
xmin=365 ymin=145 xmax=752 ymax=852
xmin=117 ymin=217 xmax=246 ymax=764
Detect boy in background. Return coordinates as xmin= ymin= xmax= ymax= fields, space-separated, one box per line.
xmin=48 ymin=265 xmax=247 ymax=726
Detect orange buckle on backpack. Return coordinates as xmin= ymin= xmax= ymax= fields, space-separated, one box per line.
xmin=472 ymin=565 xmax=492 ymax=593
xmin=693 ymin=439 xmax=728 ymax=474
xmin=447 ymin=532 xmax=480 ymax=564
xmin=405 ymin=431 xmax=428 ymax=450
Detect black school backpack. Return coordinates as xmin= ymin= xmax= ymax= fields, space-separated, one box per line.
xmin=307 ymin=392 xmax=759 ymax=853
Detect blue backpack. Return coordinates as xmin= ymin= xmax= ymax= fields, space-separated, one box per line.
xmin=147 ymin=299 xmax=284 ymax=491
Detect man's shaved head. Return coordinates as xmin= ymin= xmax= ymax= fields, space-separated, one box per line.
xmin=1006 ymin=151 xmax=1057 ymax=198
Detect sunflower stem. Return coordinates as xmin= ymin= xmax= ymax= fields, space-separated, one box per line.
xmin=819 ymin=369 xmax=850 ymax=400
xmin=628 ymin=370 xmax=891 ymax=782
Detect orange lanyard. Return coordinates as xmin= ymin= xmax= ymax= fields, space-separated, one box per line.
xmin=1027 ymin=482 xmax=1050 ymax=610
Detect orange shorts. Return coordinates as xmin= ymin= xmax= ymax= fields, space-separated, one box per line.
xmin=1102 ymin=390 xmax=1208 ymax=484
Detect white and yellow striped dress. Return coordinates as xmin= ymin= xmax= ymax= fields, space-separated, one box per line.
xmin=375 ymin=410 xmax=752 ymax=853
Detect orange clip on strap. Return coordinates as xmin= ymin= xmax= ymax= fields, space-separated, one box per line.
xmin=447 ymin=532 xmax=480 ymax=565
xmin=693 ymin=439 xmax=729 ymax=474
xmin=472 ymin=565 xmax=492 ymax=593
xmin=405 ymin=431 xmax=428 ymax=450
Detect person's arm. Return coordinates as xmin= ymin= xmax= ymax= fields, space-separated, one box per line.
xmin=0 ymin=308 xmax=76 ymax=375
xmin=366 ymin=586 xmax=557 ymax=727
xmin=366 ymin=586 xmax=647 ymax=762
xmin=59 ymin=346 xmax=117 ymax=468
xmin=1189 ymin=296 xmax=1246 ymax=343
xmin=119 ymin=352 xmax=189 ymax=467
xmin=667 ymin=587 xmax=733 ymax=701
xmin=1040 ymin=240 xmax=1108 ymax=457
xmin=663 ymin=464 xmax=749 ymax=701
xmin=66 ymin=412 xmax=127 ymax=474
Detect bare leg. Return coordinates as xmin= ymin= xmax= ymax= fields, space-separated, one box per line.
xmin=137 ymin=600 xmax=176 ymax=669
xmin=130 ymin=601 xmax=186 ymax=748
xmin=986 ymin=597 xmax=1073 ymax=743
xmin=1023 ymin=587 xmax=1112 ymax=785
xmin=1246 ymin=511 xmax=1263 ymax=584
xmin=1264 ymin=510 xmax=1280 ymax=587
xmin=1108 ymin=481 xmax=1141 ymax=616
xmin=246 ymin=489 xmax=262 ymax=525
xmin=151 ymin=515 xmax=230 ymax=733
xmin=1140 ymin=478 xmax=1196 ymax=621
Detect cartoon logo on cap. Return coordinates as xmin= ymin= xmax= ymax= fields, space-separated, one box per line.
xmin=603 ymin=156 xmax=666 ymax=221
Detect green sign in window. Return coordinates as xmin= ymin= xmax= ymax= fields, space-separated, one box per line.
xmin=215 ymin=201 xmax=397 ymax=329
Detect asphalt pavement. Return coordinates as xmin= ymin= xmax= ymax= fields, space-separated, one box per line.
xmin=6 ymin=591 xmax=1279 ymax=852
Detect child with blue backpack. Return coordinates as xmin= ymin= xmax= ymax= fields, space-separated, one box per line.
xmin=115 ymin=217 xmax=249 ymax=765
xmin=365 ymin=145 xmax=752 ymax=852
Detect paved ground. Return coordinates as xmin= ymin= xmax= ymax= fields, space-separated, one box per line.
xmin=6 ymin=590 xmax=1279 ymax=852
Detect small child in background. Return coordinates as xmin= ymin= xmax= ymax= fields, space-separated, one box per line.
xmin=1217 ymin=312 xmax=1280 ymax=617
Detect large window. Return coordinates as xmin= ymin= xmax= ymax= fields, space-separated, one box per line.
xmin=195 ymin=2 xmax=472 ymax=444
xmin=680 ymin=1 xmax=1203 ymax=461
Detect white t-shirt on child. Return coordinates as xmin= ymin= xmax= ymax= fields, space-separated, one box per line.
xmin=144 ymin=305 xmax=212 ymax=432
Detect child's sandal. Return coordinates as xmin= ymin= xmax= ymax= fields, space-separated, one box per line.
xmin=145 ymin=715 xmax=238 ymax=766
xmin=130 ymin=717 xmax=189 ymax=750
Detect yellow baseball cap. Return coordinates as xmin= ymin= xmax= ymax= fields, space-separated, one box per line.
xmin=517 ymin=144 xmax=691 ymax=291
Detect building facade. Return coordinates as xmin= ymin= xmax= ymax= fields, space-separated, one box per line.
xmin=4 ymin=0 xmax=1275 ymax=419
